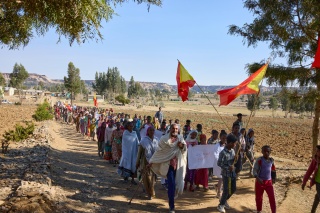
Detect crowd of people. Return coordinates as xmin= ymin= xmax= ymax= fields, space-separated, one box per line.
xmin=54 ymin=103 xmax=280 ymax=213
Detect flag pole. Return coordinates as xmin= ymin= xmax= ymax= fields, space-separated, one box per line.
xmin=233 ymin=80 xmax=264 ymax=166
xmin=195 ymin=82 xmax=230 ymax=131
xmin=245 ymin=64 xmax=268 ymax=130
xmin=232 ymin=82 xmax=264 ymax=167
xmin=233 ymin=60 xmax=270 ymax=166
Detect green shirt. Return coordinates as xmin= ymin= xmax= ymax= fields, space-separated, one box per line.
xmin=315 ymin=166 xmax=320 ymax=183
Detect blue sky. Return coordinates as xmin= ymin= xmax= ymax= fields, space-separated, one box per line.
xmin=0 ymin=0 xmax=286 ymax=85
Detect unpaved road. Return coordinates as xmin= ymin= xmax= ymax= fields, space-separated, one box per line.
xmin=47 ymin=120 xmax=318 ymax=213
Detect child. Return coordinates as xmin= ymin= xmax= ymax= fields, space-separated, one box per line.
xmin=217 ymin=134 xmax=237 ymax=213
xmin=212 ymin=130 xmax=227 ymax=198
xmin=253 ymin=145 xmax=276 ymax=213
xmin=194 ymin=124 xmax=209 ymax=191
xmin=184 ymin=130 xmax=198 ymax=192
xmin=207 ymin=129 xmax=219 ymax=145
xmin=183 ymin=120 xmax=191 ymax=139
xmin=208 ymin=129 xmax=219 ymax=177
xmin=231 ymin=122 xmax=242 ymax=180
xmin=302 ymin=145 xmax=320 ymax=213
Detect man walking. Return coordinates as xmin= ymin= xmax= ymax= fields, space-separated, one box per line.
xmin=149 ymin=123 xmax=187 ymax=213
xmin=155 ymin=107 xmax=164 ymax=124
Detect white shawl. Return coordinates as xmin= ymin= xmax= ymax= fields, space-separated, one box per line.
xmin=149 ymin=133 xmax=187 ymax=196
xmin=119 ymin=130 xmax=139 ymax=173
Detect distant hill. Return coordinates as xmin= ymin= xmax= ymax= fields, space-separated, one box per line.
xmin=2 ymin=73 xmax=62 ymax=87
xmin=0 ymin=72 xmax=286 ymax=93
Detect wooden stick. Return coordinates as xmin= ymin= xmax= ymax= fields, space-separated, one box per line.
xmin=128 ymin=169 xmax=148 ymax=205
xmin=195 ymin=82 xmax=230 ymax=132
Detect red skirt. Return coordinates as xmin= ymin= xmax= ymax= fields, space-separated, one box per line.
xmin=194 ymin=168 xmax=208 ymax=188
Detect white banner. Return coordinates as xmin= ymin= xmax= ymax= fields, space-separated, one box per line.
xmin=187 ymin=145 xmax=215 ymax=169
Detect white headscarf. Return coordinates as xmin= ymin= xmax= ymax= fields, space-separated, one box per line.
xmin=185 ymin=130 xmax=198 ymax=143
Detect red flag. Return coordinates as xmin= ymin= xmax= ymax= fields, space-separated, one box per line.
xmin=217 ymin=64 xmax=268 ymax=106
xmin=312 ymin=37 xmax=320 ymax=68
xmin=176 ymin=61 xmax=196 ymax=102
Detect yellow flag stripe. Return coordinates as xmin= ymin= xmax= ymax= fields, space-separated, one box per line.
xmin=247 ymin=64 xmax=268 ymax=92
xmin=179 ymin=63 xmax=195 ymax=82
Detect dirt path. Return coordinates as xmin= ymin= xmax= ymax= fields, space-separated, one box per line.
xmin=48 ymin=120 xmax=317 ymax=213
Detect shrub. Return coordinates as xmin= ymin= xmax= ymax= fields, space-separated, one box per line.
xmin=115 ymin=94 xmax=130 ymax=106
xmin=3 ymin=121 xmax=35 ymax=142
xmin=32 ymin=100 xmax=53 ymax=121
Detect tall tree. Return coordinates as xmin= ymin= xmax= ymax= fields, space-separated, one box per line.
xmin=108 ymin=67 xmax=121 ymax=93
xmin=120 ymin=77 xmax=127 ymax=94
xmin=246 ymin=94 xmax=263 ymax=117
xmin=268 ymin=97 xmax=278 ymax=117
xmin=92 ymin=72 xmax=108 ymax=95
xmin=1 ymin=0 xmax=162 ymax=49
xmin=229 ymin=0 xmax=320 ymax=152
xmin=0 ymin=73 xmax=5 ymax=86
xmin=277 ymin=88 xmax=291 ymax=118
xmin=135 ymin=82 xmax=145 ymax=96
xmin=64 ymin=62 xmax=81 ymax=105
xmin=9 ymin=63 xmax=29 ymax=101
xmin=9 ymin=63 xmax=29 ymax=88
xmin=303 ymin=88 xmax=317 ymax=117
xmin=127 ymin=76 xmax=136 ymax=98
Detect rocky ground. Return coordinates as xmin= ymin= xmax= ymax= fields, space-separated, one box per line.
xmin=0 ymin=123 xmax=63 ymax=212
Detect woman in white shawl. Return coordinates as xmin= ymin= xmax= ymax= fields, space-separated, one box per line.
xmin=149 ymin=124 xmax=187 ymax=213
xmin=212 ymin=130 xmax=227 ymax=198
xmin=117 ymin=122 xmax=139 ymax=184
xmin=184 ymin=130 xmax=198 ymax=192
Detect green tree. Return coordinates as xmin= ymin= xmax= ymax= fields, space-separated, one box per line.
xmin=289 ymin=90 xmax=303 ymax=117
xmin=229 ymin=0 xmax=320 ymax=152
xmin=246 ymin=94 xmax=263 ymax=117
xmin=128 ymin=76 xmax=146 ymax=98
xmin=92 ymin=72 xmax=108 ymax=95
xmin=64 ymin=62 xmax=81 ymax=105
xmin=0 ymin=73 xmax=5 ymax=86
xmin=277 ymin=88 xmax=291 ymax=118
xmin=115 ymin=94 xmax=130 ymax=106
xmin=1 ymin=0 xmax=162 ymax=49
xmin=9 ymin=63 xmax=29 ymax=101
xmin=120 ymin=77 xmax=127 ymax=94
xmin=80 ymin=80 xmax=88 ymax=95
xmin=135 ymin=82 xmax=146 ymax=96
xmin=268 ymin=97 xmax=278 ymax=117
xmin=127 ymin=76 xmax=136 ymax=98
xmin=108 ymin=67 xmax=121 ymax=93
xmin=304 ymin=88 xmax=317 ymax=117
xmin=9 ymin=63 xmax=29 ymax=88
